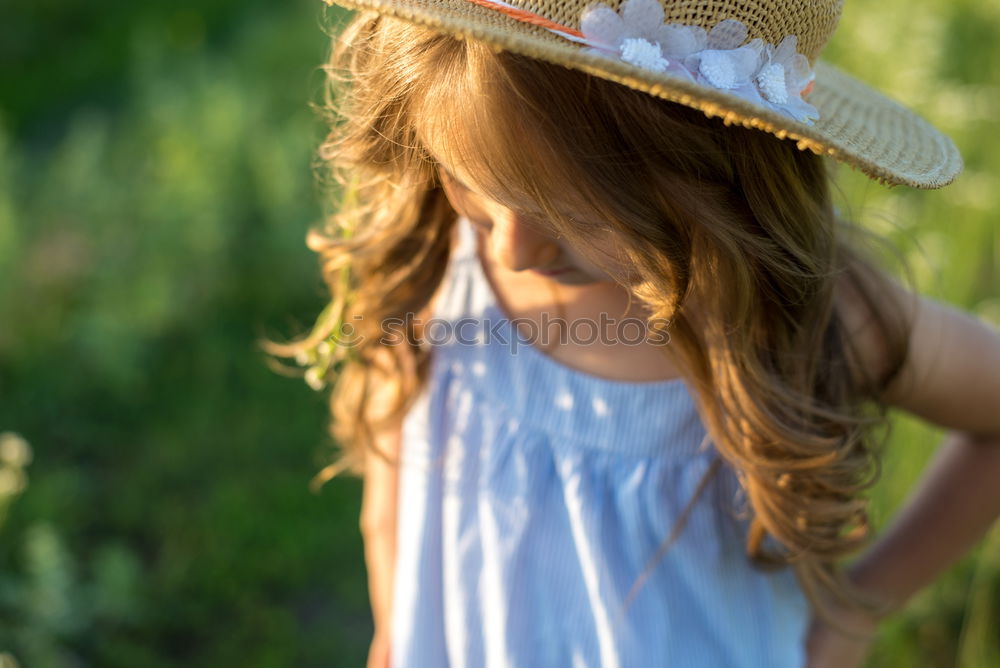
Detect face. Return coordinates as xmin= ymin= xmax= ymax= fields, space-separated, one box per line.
xmin=432 ymin=156 xmax=624 ymax=287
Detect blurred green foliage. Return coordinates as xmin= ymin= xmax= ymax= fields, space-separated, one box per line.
xmin=813 ymin=3 xmax=1000 ymax=665
xmin=0 ymin=0 xmax=997 ymax=665
xmin=1 ymin=1 xmax=371 ymax=665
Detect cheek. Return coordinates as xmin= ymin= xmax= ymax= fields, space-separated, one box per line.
xmin=569 ymin=236 xmax=640 ymax=284
xmin=566 ymin=233 xmax=619 ymax=272
xmin=440 ymin=180 xmax=468 ymax=213
xmin=561 ymin=246 xmax=616 ymax=280
xmin=441 ymin=180 xmax=493 ymax=226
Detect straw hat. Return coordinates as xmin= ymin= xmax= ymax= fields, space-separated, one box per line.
xmin=320 ymin=0 xmax=963 ymax=190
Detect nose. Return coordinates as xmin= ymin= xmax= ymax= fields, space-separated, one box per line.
xmin=487 ymin=211 xmax=561 ymax=272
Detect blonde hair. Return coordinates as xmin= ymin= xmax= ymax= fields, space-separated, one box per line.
xmin=264 ymin=11 xmax=914 ymax=632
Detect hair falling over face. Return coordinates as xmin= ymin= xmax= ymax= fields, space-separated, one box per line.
xmin=262 ymin=11 xmax=916 ymax=632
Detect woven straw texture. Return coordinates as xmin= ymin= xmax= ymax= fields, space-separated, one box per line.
xmin=322 ymin=0 xmax=963 ymax=189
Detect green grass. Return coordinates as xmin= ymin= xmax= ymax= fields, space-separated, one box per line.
xmin=0 ymin=0 xmax=997 ymax=665
xmin=826 ymin=2 xmax=1000 ymax=664
xmin=0 ymin=3 xmax=371 ymax=665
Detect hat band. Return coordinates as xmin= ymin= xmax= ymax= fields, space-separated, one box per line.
xmin=463 ymin=0 xmax=820 ymax=125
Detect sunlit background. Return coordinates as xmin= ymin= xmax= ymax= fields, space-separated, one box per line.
xmin=1 ymin=0 xmax=997 ymax=665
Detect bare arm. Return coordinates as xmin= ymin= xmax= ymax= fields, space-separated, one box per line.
xmin=360 ymin=420 xmax=402 ymax=638
xmin=847 ymin=430 xmax=1000 ymax=617
xmin=837 ymin=277 xmax=1000 ymax=617
xmin=359 ymin=347 xmax=405 ymax=642
xmin=806 ymin=278 xmax=1000 ymax=667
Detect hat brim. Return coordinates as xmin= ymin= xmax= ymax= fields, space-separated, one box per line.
xmin=322 ymin=0 xmax=963 ymax=190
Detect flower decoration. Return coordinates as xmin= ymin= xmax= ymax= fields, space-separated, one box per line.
xmin=753 ymin=34 xmax=819 ymax=122
xmin=461 ymin=0 xmax=819 ymax=125
xmin=577 ymin=0 xmax=819 ymax=123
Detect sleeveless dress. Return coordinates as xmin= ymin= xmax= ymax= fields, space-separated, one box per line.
xmin=390 ymin=216 xmax=811 ymax=667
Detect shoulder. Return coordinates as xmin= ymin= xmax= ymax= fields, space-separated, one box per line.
xmin=836 ymin=271 xmax=1000 ymax=436
xmin=833 ymin=269 xmax=911 ymax=395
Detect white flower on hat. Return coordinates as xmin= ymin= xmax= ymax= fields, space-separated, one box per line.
xmin=580 ymin=0 xmax=692 ymax=78
xmin=579 ymin=0 xmax=667 ymax=51
xmin=753 ymin=34 xmax=820 ymax=123
xmin=619 ymin=37 xmax=670 ymax=72
xmin=683 ymin=20 xmax=764 ymax=94
xmin=577 ymin=0 xmax=820 ymax=125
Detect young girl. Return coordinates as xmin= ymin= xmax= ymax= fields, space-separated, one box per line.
xmin=273 ymin=0 xmax=1000 ymax=665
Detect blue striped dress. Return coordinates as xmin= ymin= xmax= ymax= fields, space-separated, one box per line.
xmin=390 ymin=216 xmax=811 ymax=667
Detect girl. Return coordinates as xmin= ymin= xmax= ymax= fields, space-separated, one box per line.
xmin=270 ymin=0 xmax=1000 ymax=665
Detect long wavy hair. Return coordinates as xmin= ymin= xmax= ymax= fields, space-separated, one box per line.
xmin=264 ymin=11 xmax=915 ymax=631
